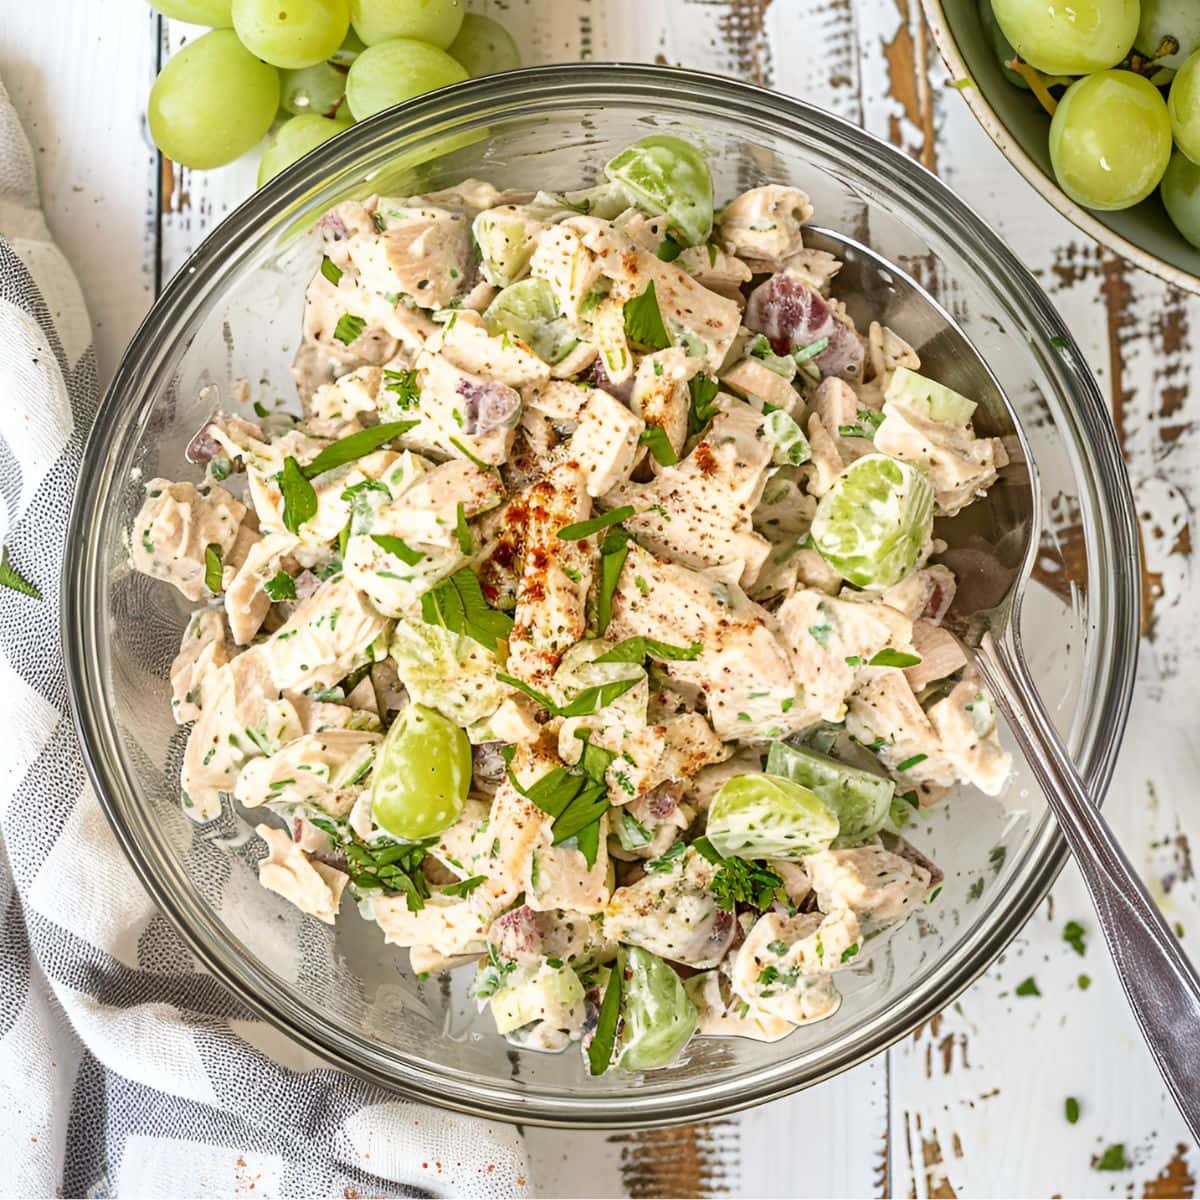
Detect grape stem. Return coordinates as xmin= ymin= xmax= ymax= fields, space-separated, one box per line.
xmin=1006 ymin=58 xmax=1060 ymax=117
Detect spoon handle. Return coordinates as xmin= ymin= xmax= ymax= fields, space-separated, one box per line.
xmin=975 ymin=633 xmax=1200 ymax=1141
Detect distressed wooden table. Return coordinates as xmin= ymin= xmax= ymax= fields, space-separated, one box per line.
xmin=4 ymin=1 xmax=1198 ymax=1194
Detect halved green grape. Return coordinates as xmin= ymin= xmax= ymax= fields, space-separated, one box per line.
xmin=991 ymin=0 xmax=1138 ymax=74
xmin=258 ymin=112 xmax=353 ymax=184
xmin=1162 ymin=150 xmax=1200 ymax=246
xmin=604 ymin=135 xmax=714 ymax=248
xmin=350 ymin=0 xmax=464 ymax=47
xmin=886 ymin=366 xmax=976 ymax=423
xmin=765 ymin=742 xmax=893 ymax=848
xmin=811 ymin=453 xmax=935 ymax=589
xmin=233 ymin=0 xmax=350 ymax=69
xmin=1050 ymin=70 xmax=1173 ymax=209
xmin=1170 ymin=49 xmax=1200 ymax=163
xmin=483 ymin=279 xmax=580 ymax=364
xmin=148 ymin=29 xmax=280 ymax=170
xmin=706 ymin=773 xmax=839 ymax=861
xmin=978 ymin=0 xmax=1028 ymax=89
xmin=281 ymin=62 xmax=348 ymax=117
xmin=618 ymin=947 xmax=698 ymax=1071
xmin=148 ymin=0 xmax=233 ymax=24
xmin=1137 ymin=0 xmax=1200 ymax=69
xmin=447 ymin=12 xmax=520 ymax=76
xmin=370 ymin=702 xmax=470 ymax=839
xmin=345 ymin=38 xmax=468 ymax=119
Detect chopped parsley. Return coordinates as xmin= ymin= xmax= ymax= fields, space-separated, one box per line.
xmin=1094 ymin=1144 xmax=1129 ymax=1172
xmin=639 ymin=425 xmax=679 ymax=466
xmin=455 ymin=502 xmax=473 ymax=555
xmin=332 ymin=313 xmax=366 ymax=345
xmin=588 ymin=956 xmax=623 ymax=1075
xmin=383 ymin=367 xmax=421 ymax=410
xmin=371 ymin=534 xmax=423 ymax=565
xmin=264 ymin=570 xmax=297 ymax=602
xmin=792 ymin=335 xmax=830 ymax=364
xmin=622 ymin=280 xmax=672 ymax=351
xmin=280 ymin=455 xmax=318 ymax=534
xmin=596 ymin=636 xmax=701 ymax=664
xmin=303 ymin=420 xmax=418 ymax=478
xmin=1065 ymin=1096 xmax=1080 ymax=1124
xmin=558 ymin=505 xmax=636 ymax=541
xmin=808 ymin=622 xmax=832 ymax=647
xmin=595 ymin=527 xmax=630 ymax=635
xmin=687 ymin=374 xmax=721 ymax=436
xmin=645 ymin=841 xmax=687 ymax=873
xmin=442 ymin=874 xmax=487 ymax=898
xmin=496 ymin=671 xmax=641 ymax=720
xmin=421 ymin=569 xmax=513 ymax=652
xmin=320 ymin=255 xmax=343 ymax=286
xmin=1063 ymin=919 xmax=1087 ymax=956
xmin=203 ymin=544 xmax=223 ymax=594
xmin=869 ymin=648 xmax=922 ymax=669
xmin=896 ymin=753 xmax=928 ymax=771
xmin=1014 ymin=976 xmax=1041 ymax=997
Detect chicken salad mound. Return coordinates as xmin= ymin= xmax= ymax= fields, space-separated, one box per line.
xmin=131 ymin=136 xmax=1011 ymax=1074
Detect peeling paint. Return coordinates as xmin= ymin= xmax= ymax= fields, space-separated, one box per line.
xmin=1143 ymin=1142 xmax=1196 ymax=1199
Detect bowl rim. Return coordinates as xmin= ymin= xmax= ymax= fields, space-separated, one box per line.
xmin=62 ymin=61 xmax=1142 ymax=1128
xmin=920 ymin=0 xmax=1200 ymax=296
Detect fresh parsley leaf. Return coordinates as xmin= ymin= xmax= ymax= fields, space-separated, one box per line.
xmin=495 ymin=671 xmax=641 ymax=719
xmin=896 ymin=753 xmax=928 ymax=771
xmin=838 ymin=409 xmax=887 ymax=440
xmin=371 ymin=533 xmax=423 ymax=566
xmin=623 ymin=280 xmax=672 ymax=351
xmin=639 ymin=425 xmax=679 ymax=466
xmin=1065 ymin=1096 xmax=1080 ymax=1124
xmin=793 ymin=335 xmax=830 ymax=364
xmin=332 ymin=313 xmax=366 ymax=345
xmin=320 ymin=255 xmax=343 ymax=286
xmin=1078 ymin=973 xmax=1092 ymax=990
xmin=420 ymin=569 xmax=513 ymax=651
xmin=303 ymin=420 xmax=418 ymax=479
xmin=869 ymin=648 xmax=922 ymax=668
xmin=645 ymin=841 xmax=687 ymax=873
xmin=558 ymin=505 xmax=636 ymax=542
xmin=264 ymin=570 xmax=296 ymax=601
xmin=316 ymin=822 xmax=435 ymax=911
xmin=1063 ymin=919 xmax=1087 ymax=956
xmin=383 ymin=367 xmax=421 ymax=410
xmin=455 ymin=502 xmax=473 ymax=555
xmin=3 ymin=551 xmax=45 ymax=600
xmin=1014 ymin=976 xmax=1041 ymax=997
xmin=691 ymin=836 xmax=723 ymax=864
xmin=809 ymin=622 xmax=832 ymax=647
xmin=656 ymin=237 xmax=682 ymax=262
xmin=1094 ymin=1144 xmax=1128 ymax=1172
xmin=280 ymin=455 xmax=318 ymax=534
xmin=840 ymin=942 xmax=860 ymax=963
xmin=588 ymin=956 xmax=623 ymax=1075
xmin=448 ymin=436 xmax=497 ymax=473
xmin=687 ymin=374 xmax=720 ymax=436
xmin=709 ymin=856 xmax=784 ymax=912
xmin=596 ymin=527 xmax=629 ymax=635
xmin=442 ymin=874 xmax=486 ymax=898
xmin=596 ymin=637 xmax=701 ymax=664
xmin=203 ymin=544 xmax=223 ymax=594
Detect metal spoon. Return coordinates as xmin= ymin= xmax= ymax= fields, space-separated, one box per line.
xmin=807 ymin=225 xmax=1200 ymax=1140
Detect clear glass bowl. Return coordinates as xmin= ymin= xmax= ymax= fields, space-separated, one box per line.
xmin=63 ymin=65 xmax=1140 ymax=1128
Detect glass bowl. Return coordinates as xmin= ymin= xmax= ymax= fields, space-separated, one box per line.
xmin=63 ymin=64 xmax=1140 ymax=1128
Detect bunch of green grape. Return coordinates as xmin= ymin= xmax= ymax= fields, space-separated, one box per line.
xmin=146 ymin=1 xmax=520 ymax=185
xmin=984 ymin=0 xmax=1200 ymax=247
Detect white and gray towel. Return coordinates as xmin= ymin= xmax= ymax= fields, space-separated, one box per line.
xmin=0 ymin=76 xmax=530 ymax=1199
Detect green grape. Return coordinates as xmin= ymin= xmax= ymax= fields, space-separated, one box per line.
xmin=281 ymin=62 xmax=347 ymax=117
xmin=148 ymin=0 xmax=233 ymax=25
xmin=706 ymin=773 xmax=839 ymax=861
xmin=618 ymin=948 xmax=698 ymax=1071
xmin=978 ymin=0 xmax=1028 ymax=89
xmin=258 ymin=112 xmax=353 ymax=184
xmin=811 ymin=454 xmax=935 ymax=589
xmin=1170 ymin=49 xmax=1200 ymax=163
xmin=369 ymin=703 xmax=470 ymax=840
xmin=329 ymin=25 xmax=366 ymax=65
xmin=765 ymin=742 xmax=893 ymax=849
xmin=991 ymin=0 xmax=1138 ymax=74
xmin=604 ymin=135 xmax=714 ymax=247
xmin=350 ymin=0 xmax=464 ymax=48
xmin=1136 ymin=0 xmax=1200 ymax=69
xmin=148 ymin=29 xmax=280 ymax=170
xmin=232 ymin=0 xmax=350 ymax=70
xmin=345 ymin=38 xmax=468 ymax=119
xmin=1161 ymin=150 xmax=1200 ymax=246
xmin=483 ymin=279 xmax=579 ymax=363
xmin=447 ymin=13 xmax=521 ymax=76
xmin=1050 ymin=70 xmax=1173 ymax=209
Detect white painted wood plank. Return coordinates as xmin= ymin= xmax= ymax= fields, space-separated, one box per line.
xmin=0 ymin=0 xmax=158 ymax=381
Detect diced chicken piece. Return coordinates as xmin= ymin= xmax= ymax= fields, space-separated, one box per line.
xmin=778 ymin=247 xmax=842 ymax=294
xmin=608 ymin=400 xmax=773 ymax=586
xmin=804 ymin=411 xmax=846 ymax=499
xmin=131 ymin=479 xmax=248 ymax=602
xmin=609 ymin=544 xmax=807 ymax=740
xmin=305 ymin=366 xmax=385 ymax=438
xmin=523 ymin=378 xmax=593 ymax=424
xmin=346 ymin=201 xmax=471 ymax=309
xmin=563 ymin=389 xmax=642 ymax=496
xmin=866 ymin=321 xmax=920 ymax=384
xmin=926 ymin=678 xmax=1011 ymax=796
xmin=717 ymin=185 xmax=813 ymax=268
xmin=905 ymin=620 xmax=967 ymax=693
xmin=550 ymin=340 xmax=599 ymax=381
xmin=729 ymin=910 xmax=855 ymax=1026
xmin=433 ymin=311 xmax=551 ymax=387
xmin=487 ymin=905 xmax=614 ymax=969
xmin=685 ymin=969 xmax=796 ymax=1042
xmin=507 ymin=463 xmax=594 ymax=686
xmin=682 ymin=749 xmax=765 ymax=814
xmin=601 ymin=249 xmax=741 ymax=373
xmin=256 ymin=823 xmax=348 ymax=925
xmin=629 ymin=348 xmax=701 ymax=463
xmin=720 ymin=356 xmax=805 ymax=418
xmin=875 ymin=399 xmax=1008 ymax=516
xmin=745 ymin=272 xmax=865 ymax=381
xmin=603 ymin=848 xmax=737 ymax=968
xmin=261 ymin=576 xmax=390 ymax=692
xmin=301 ymin=271 xmax=399 ymax=368
xmin=775 ymin=588 xmax=915 ymax=725
xmin=224 ymin=532 xmax=299 ymax=646
xmin=421 ymin=796 xmax=494 ymax=880
xmin=880 ymin=565 xmax=957 ymax=624
xmin=675 ymin=243 xmax=753 ymax=302
xmin=234 ymin=729 xmax=380 ymax=815
xmin=170 ymin=610 xmax=231 ymax=724
xmin=373 ymin=892 xmax=491 ymax=957
xmin=805 ymin=846 xmax=932 ymax=924
xmin=376 ymin=458 xmax=505 ymax=549
xmin=530 ymin=222 xmax=605 ymax=322
xmin=480 ymin=776 xmax=549 ymax=909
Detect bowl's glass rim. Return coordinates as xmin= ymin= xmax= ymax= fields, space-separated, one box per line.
xmin=62 ymin=63 xmax=1142 ymax=1128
